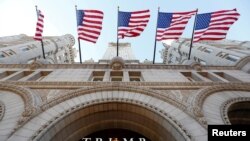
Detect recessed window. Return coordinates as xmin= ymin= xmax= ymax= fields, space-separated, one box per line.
xmin=197 ymin=72 xmax=222 ymax=82
xmin=0 ymin=53 xmax=6 ymax=58
xmin=225 ymin=55 xmax=240 ymax=62
xmin=110 ymin=71 xmax=123 ymax=81
xmin=180 ymin=72 xmax=202 ymax=82
xmin=20 ymin=46 xmax=30 ymax=51
xmin=213 ymin=72 xmax=241 ymax=82
xmin=27 ymin=71 xmax=52 ymax=81
xmin=216 ymin=52 xmax=227 ymax=58
xmin=204 ymin=48 xmax=213 ymax=53
xmin=6 ymin=71 xmax=34 ymax=81
xmin=91 ymin=71 xmax=105 ymax=81
xmin=0 ymin=71 xmax=17 ymax=80
xmin=3 ymin=49 xmax=16 ymax=56
xmin=129 ymin=71 xmax=142 ymax=82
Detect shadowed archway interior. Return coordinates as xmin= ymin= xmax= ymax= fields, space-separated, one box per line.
xmin=228 ymin=101 xmax=250 ymax=124
xmin=38 ymin=102 xmax=186 ymax=141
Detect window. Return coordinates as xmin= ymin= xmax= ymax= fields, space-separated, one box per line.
xmin=213 ymin=72 xmax=241 ymax=82
xmin=27 ymin=71 xmax=52 ymax=81
xmin=180 ymin=72 xmax=203 ymax=82
xmin=197 ymin=72 xmax=222 ymax=82
xmin=0 ymin=53 xmax=6 ymax=58
xmin=129 ymin=71 xmax=142 ymax=82
xmin=225 ymin=55 xmax=240 ymax=62
xmin=204 ymin=48 xmax=213 ymax=53
xmin=110 ymin=71 xmax=123 ymax=81
xmin=216 ymin=52 xmax=227 ymax=58
xmin=0 ymin=71 xmax=17 ymax=80
xmin=6 ymin=71 xmax=34 ymax=81
xmin=4 ymin=49 xmax=16 ymax=56
xmin=197 ymin=58 xmax=206 ymax=65
xmin=20 ymin=46 xmax=30 ymax=51
xmin=91 ymin=71 xmax=105 ymax=81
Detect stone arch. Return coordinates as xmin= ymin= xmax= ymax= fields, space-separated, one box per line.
xmin=194 ymin=84 xmax=250 ymax=125
xmin=0 ymin=83 xmax=37 ymax=115
xmin=0 ymin=83 xmax=40 ymax=136
xmin=222 ymin=97 xmax=250 ymax=124
xmin=0 ymin=90 xmax=25 ymax=140
xmin=9 ymin=85 xmax=206 ymax=141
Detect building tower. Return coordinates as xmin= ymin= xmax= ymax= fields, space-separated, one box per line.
xmin=99 ymin=42 xmax=139 ymax=64
xmin=0 ymin=37 xmax=250 ymax=141
xmin=0 ymin=34 xmax=77 ymax=64
xmin=161 ymin=38 xmax=250 ymax=66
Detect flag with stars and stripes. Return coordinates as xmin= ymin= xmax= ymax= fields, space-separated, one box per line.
xmin=156 ymin=10 xmax=196 ymax=41
xmin=118 ymin=10 xmax=150 ymax=39
xmin=76 ymin=10 xmax=104 ymax=43
xmin=34 ymin=10 xmax=44 ymax=41
xmin=194 ymin=9 xmax=240 ymax=42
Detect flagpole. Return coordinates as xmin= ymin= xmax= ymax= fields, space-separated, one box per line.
xmin=188 ymin=9 xmax=198 ymax=60
xmin=35 ymin=5 xmax=46 ymax=59
xmin=153 ymin=7 xmax=160 ymax=64
xmin=117 ymin=6 xmax=120 ymax=57
xmin=75 ymin=5 xmax=82 ymax=64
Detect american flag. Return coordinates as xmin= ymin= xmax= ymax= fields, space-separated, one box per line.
xmin=156 ymin=10 xmax=196 ymax=41
xmin=34 ymin=10 xmax=44 ymax=41
xmin=194 ymin=9 xmax=240 ymax=42
xmin=118 ymin=10 xmax=150 ymax=39
xmin=76 ymin=10 xmax=104 ymax=43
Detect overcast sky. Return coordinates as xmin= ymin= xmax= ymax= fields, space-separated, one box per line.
xmin=0 ymin=0 xmax=250 ymax=63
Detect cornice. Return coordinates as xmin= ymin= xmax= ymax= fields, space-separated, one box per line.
xmin=3 ymin=81 xmax=250 ymax=89
xmin=0 ymin=63 xmax=237 ymax=70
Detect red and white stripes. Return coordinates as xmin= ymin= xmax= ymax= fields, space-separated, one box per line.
xmin=78 ymin=10 xmax=104 ymax=43
xmin=118 ymin=10 xmax=150 ymax=39
xmin=194 ymin=9 xmax=240 ymax=42
xmin=34 ymin=10 xmax=44 ymax=41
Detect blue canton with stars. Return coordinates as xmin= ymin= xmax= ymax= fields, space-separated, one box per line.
xmin=195 ymin=13 xmax=212 ymax=30
xmin=157 ymin=12 xmax=173 ymax=28
xmin=118 ymin=11 xmax=132 ymax=27
xmin=76 ymin=10 xmax=84 ymax=26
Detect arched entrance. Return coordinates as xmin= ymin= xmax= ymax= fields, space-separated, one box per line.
xmin=9 ymin=86 xmax=206 ymax=141
xmin=47 ymin=102 xmax=175 ymax=141
xmin=228 ymin=101 xmax=250 ymax=124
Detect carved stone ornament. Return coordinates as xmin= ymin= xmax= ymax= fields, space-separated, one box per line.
xmin=0 ymin=101 xmax=4 ymax=121
xmin=29 ymin=59 xmax=43 ymax=70
xmin=110 ymin=57 xmax=125 ymax=70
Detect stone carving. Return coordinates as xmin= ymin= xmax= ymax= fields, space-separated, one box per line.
xmin=0 ymin=101 xmax=4 ymax=121
xmin=192 ymin=84 xmax=250 ymax=127
xmin=110 ymin=57 xmax=125 ymax=70
xmin=33 ymin=99 xmax=192 ymax=141
xmin=221 ymin=97 xmax=250 ymax=124
xmin=0 ymin=83 xmax=37 ymax=133
xmin=28 ymin=59 xmax=45 ymax=70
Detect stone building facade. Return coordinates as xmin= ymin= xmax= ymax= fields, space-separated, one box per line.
xmin=0 ymin=41 xmax=250 ymax=141
xmin=0 ymin=34 xmax=76 ymax=64
xmin=161 ymin=38 xmax=250 ymax=66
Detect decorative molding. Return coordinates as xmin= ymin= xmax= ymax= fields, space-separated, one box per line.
xmin=40 ymin=84 xmax=186 ymax=112
xmin=221 ymin=97 xmax=250 ymax=124
xmin=193 ymin=84 xmax=250 ymax=127
xmin=0 ymin=63 xmax=237 ymax=70
xmin=0 ymin=83 xmax=37 ymax=134
xmin=0 ymin=101 xmax=4 ymax=121
xmin=3 ymin=81 xmax=250 ymax=89
xmin=235 ymin=56 xmax=250 ymax=69
xmin=33 ymin=100 xmax=192 ymax=141
xmin=110 ymin=57 xmax=125 ymax=70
